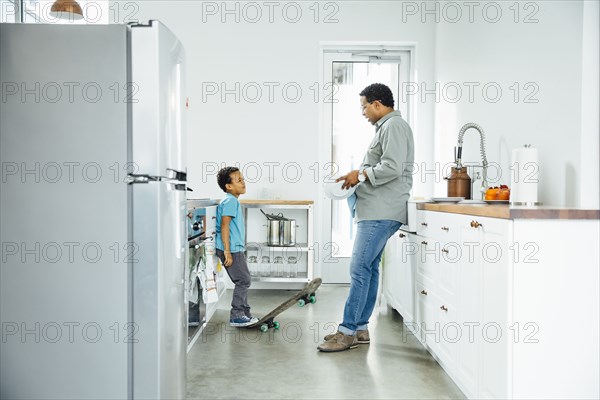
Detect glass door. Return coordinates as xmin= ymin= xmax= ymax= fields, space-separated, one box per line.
xmin=321 ymin=49 xmax=412 ymax=283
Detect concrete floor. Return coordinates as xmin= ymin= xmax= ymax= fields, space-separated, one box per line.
xmin=186 ymin=285 xmax=466 ymax=399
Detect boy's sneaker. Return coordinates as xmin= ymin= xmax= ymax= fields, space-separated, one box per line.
xmin=230 ymin=316 xmax=258 ymax=327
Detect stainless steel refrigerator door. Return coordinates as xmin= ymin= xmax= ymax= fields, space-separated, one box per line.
xmin=131 ymin=20 xmax=187 ymax=179
xmin=0 ymin=24 xmax=130 ymax=399
xmin=130 ymin=21 xmax=187 ymax=399
xmin=131 ymin=180 xmax=187 ymax=400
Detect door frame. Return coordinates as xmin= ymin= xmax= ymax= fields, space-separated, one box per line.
xmin=316 ymin=42 xmax=417 ymax=283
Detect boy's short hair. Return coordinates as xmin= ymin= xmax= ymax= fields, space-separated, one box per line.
xmin=359 ymin=83 xmax=395 ymax=108
xmin=217 ymin=166 xmax=240 ymax=193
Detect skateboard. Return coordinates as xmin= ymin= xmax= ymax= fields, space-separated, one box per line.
xmin=245 ymin=277 xmax=322 ymax=332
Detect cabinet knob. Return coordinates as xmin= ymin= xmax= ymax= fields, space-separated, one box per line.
xmin=420 ymin=289 xmax=428 ymax=296
xmin=441 ymin=226 xmax=449 ymax=231
xmin=441 ymin=248 xmax=449 ymax=253
xmin=421 ymin=241 xmax=428 ymax=246
xmin=399 ymin=233 xmax=406 ymax=238
xmin=440 ymin=305 xmax=448 ymax=312
xmin=421 ymin=222 xmax=428 ymax=227
xmin=470 ymin=220 xmax=482 ymax=228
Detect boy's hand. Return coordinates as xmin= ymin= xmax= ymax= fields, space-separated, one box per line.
xmin=224 ymin=251 xmax=233 ymax=267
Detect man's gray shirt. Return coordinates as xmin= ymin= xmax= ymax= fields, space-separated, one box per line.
xmin=355 ymin=110 xmax=414 ymax=224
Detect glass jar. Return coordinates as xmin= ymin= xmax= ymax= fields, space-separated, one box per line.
xmin=286 ymin=256 xmax=298 ymax=278
xmin=273 ymin=256 xmax=284 ymax=277
xmin=247 ymin=255 xmax=259 ymax=277
xmin=259 ymin=256 xmax=271 ymax=277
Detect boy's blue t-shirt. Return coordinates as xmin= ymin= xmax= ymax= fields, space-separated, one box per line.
xmin=216 ymin=193 xmax=245 ymax=253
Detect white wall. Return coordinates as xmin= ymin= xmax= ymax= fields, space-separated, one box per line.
xmin=580 ymin=0 xmax=600 ymax=209
xmin=110 ymin=0 xmax=597 ymax=210
xmin=110 ymin=1 xmax=436 ymax=202
xmin=432 ymin=0 xmax=596 ymax=207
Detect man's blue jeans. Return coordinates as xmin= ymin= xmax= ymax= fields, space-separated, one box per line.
xmin=338 ymin=220 xmax=401 ymax=336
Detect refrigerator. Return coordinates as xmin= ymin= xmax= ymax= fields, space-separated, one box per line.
xmin=0 ymin=21 xmax=188 ymax=399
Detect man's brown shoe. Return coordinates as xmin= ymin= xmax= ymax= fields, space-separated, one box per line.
xmin=324 ymin=329 xmax=370 ymax=344
xmin=317 ymin=332 xmax=358 ymax=352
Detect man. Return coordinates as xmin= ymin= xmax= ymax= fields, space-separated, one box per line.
xmin=318 ymin=83 xmax=414 ymax=352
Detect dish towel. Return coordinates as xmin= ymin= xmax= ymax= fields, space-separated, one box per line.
xmin=347 ymin=192 xmax=357 ymax=218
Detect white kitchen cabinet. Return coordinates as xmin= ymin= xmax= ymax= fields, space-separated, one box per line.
xmin=241 ymin=200 xmax=314 ymax=288
xmin=414 ymin=211 xmax=512 ymax=398
xmin=396 ymin=208 xmax=599 ymax=399
xmin=382 ymin=230 xmax=418 ymax=326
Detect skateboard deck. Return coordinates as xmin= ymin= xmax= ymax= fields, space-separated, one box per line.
xmin=245 ymin=277 xmax=322 ymax=332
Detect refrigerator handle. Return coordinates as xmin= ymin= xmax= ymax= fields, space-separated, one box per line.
xmin=166 ymin=169 xmax=187 ymax=182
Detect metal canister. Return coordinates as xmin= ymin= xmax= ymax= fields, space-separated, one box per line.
xmin=280 ymin=219 xmax=296 ymax=246
xmin=267 ymin=220 xmax=281 ymax=246
xmin=445 ymin=166 xmax=472 ymax=199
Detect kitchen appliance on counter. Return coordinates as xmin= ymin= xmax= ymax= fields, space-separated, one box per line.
xmin=1 ymin=21 xmax=187 ymax=399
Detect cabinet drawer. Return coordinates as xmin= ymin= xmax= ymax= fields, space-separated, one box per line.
xmin=435 ymin=241 xmax=460 ymax=307
xmin=416 ymin=211 xmax=459 ymax=243
xmin=435 ymin=297 xmax=460 ymax=370
xmin=416 ymin=238 xmax=435 ymax=287
xmin=415 ymin=280 xmax=435 ymax=345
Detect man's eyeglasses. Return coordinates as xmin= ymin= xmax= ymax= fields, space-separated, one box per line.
xmin=360 ymin=100 xmax=379 ymax=112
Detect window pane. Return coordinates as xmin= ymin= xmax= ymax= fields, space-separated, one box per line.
xmin=331 ymin=62 xmax=401 ymax=257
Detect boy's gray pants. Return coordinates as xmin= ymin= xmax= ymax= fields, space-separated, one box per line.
xmin=216 ymin=249 xmax=252 ymax=319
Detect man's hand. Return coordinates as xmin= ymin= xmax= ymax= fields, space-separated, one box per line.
xmin=223 ymin=251 xmax=233 ymax=267
xmin=336 ymin=170 xmax=360 ymax=190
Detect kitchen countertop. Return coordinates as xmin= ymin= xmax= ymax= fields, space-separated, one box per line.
xmin=417 ymin=203 xmax=600 ymax=220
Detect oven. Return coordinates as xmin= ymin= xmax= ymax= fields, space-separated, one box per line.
xmin=186 ymin=199 xmax=218 ymax=335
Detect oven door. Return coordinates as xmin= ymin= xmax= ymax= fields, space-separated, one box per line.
xmin=187 ymin=240 xmax=206 ymax=327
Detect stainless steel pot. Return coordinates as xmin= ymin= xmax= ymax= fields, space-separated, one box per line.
xmin=262 ymin=209 xmax=298 ymax=246
xmin=266 ymin=219 xmax=297 ymax=246
xmin=280 ymin=219 xmax=296 ymax=246
xmin=266 ymin=220 xmax=281 ymax=246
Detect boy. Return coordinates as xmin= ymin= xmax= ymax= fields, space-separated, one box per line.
xmin=215 ymin=167 xmax=258 ymax=327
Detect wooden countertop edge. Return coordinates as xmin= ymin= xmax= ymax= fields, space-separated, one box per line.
xmin=509 ymin=208 xmax=600 ymax=220
xmin=240 ymin=200 xmax=314 ymax=205
xmin=417 ymin=203 xmax=600 ymax=220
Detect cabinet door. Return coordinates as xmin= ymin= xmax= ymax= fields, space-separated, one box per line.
xmin=415 ymin=280 xmax=436 ymax=346
xmin=456 ymin=215 xmax=483 ymax=398
xmin=382 ymin=234 xmax=401 ymax=310
xmin=416 ymin=237 xmax=436 ymax=288
xmin=436 ymin=240 xmax=460 ymax=307
xmin=478 ymin=216 xmax=510 ymax=399
xmin=399 ymin=232 xmax=418 ymax=323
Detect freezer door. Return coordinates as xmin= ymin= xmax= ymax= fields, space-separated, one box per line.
xmin=131 ymin=21 xmax=187 ymax=178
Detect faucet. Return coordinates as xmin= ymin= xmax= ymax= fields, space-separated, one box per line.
xmin=455 ymin=123 xmax=489 ymax=197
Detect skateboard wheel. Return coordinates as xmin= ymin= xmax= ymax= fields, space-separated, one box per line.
xmin=260 ymin=324 xmax=268 ymax=333
xmin=297 ymin=299 xmax=306 ymax=307
xmin=309 ymin=295 xmax=317 ymax=304
xmin=273 ymin=321 xmax=280 ymax=329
